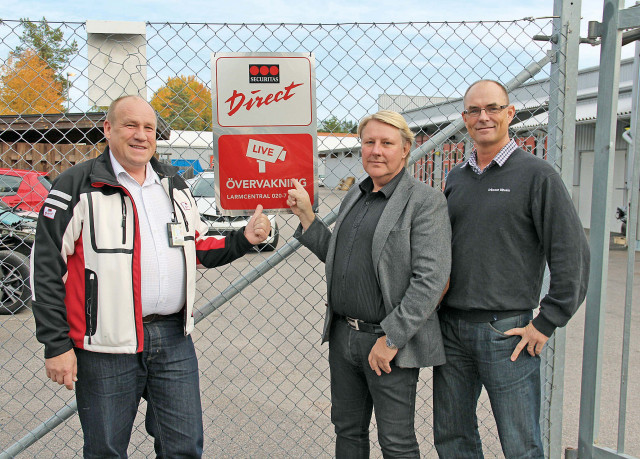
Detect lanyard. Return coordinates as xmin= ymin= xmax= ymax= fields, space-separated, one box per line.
xmin=168 ymin=176 xmax=189 ymax=232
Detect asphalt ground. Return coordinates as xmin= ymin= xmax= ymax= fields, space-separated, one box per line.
xmin=1 ymin=186 xmax=638 ymax=458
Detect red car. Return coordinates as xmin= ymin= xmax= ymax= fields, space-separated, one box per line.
xmin=0 ymin=169 xmax=52 ymax=212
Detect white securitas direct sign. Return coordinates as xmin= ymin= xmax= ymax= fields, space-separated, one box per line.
xmin=211 ymin=52 xmax=317 ymax=216
xmin=214 ymin=56 xmax=313 ymax=127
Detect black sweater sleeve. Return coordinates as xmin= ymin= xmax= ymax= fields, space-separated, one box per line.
xmin=531 ymin=172 xmax=590 ymax=336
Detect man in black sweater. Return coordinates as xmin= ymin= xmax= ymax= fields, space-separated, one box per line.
xmin=433 ymin=80 xmax=590 ymax=458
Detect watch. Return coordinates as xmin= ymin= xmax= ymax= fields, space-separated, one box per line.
xmin=385 ymin=336 xmax=398 ymax=350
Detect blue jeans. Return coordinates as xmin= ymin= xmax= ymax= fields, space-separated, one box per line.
xmin=433 ymin=311 xmax=544 ymax=459
xmin=329 ymin=318 xmax=420 ymax=459
xmin=75 ymin=314 xmax=203 ymax=458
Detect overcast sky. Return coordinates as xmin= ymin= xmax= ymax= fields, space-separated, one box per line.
xmin=0 ymin=0 xmax=624 ymax=25
xmin=3 ymin=0 xmax=633 ymax=67
xmin=2 ymin=0 xmax=634 ymax=88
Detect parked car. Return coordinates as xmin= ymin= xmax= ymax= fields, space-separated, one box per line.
xmin=187 ymin=171 xmax=280 ymax=251
xmin=0 ymin=168 xmax=52 ymax=212
xmin=0 ymin=201 xmax=37 ymax=314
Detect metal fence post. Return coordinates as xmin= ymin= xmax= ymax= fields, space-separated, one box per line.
xmin=617 ymin=6 xmax=640 ymax=454
xmin=578 ymin=0 xmax=623 ymax=456
xmin=545 ymin=0 xmax=582 ymax=457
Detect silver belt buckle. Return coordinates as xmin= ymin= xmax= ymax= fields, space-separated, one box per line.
xmin=346 ymin=316 xmax=359 ymax=331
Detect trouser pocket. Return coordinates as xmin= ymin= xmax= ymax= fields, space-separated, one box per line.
xmin=487 ymin=311 xmax=533 ymax=336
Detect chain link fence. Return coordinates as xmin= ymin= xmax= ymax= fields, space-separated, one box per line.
xmin=0 ymin=17 xmax=562 ymax=457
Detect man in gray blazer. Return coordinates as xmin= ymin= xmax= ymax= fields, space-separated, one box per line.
xmin=287 ymin=110 xmax=451 ymax=458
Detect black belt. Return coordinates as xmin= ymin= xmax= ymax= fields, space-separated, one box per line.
xmin=142 ymin=311 xmax=182 ymax=324
xmin=338 ymin=315 xmax=384 ymax=334
xmin=439 ymin=307 xmax=525 ymax=323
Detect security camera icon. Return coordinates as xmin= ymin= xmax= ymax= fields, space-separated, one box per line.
xmin=246 ymin=139 xmax=287 ymax=173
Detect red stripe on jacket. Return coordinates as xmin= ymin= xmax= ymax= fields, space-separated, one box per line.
xmin=65 ymin=238 xmax=87 ymax=348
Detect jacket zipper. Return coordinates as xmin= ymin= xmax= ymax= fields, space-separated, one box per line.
xmin=87 ymin=272 xmax=95 ymax=344
xmin=121 ymin=195 xmax=127 ymax=244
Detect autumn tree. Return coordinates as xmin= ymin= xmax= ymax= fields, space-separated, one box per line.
xmin=0 ymin=48 xmax=64 ymax=115
xmin=150 ymin=75 xmax=212 ymax=131
xmin=15 ymin=18 xmax=78 ymax=97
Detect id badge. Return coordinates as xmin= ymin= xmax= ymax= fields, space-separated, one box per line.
xmin=167 ymin=222 xmax=186 ymax=247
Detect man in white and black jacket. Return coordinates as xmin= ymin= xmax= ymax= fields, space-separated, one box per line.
xmin=433 ymin=80 xmax=590 ymax=458
xmin=31 ymin=95 xmax=271 ymax=458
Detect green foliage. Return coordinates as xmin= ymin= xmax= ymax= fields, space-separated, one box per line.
xmin=15 ymin=17 xmax=78 ymax=96
xmin=318 ymin=115 xmax=358 ymax=134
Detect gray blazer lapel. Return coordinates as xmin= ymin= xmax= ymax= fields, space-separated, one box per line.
xmin=325 ymin=186 xmax=362 ymax=291
xmin=372 ymin=171 xmax=414 ymax=276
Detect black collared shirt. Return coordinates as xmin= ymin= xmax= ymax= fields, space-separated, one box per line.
xmin=330 ymin=170 xmax=404 ymax=323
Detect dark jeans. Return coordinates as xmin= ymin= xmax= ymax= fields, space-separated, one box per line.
xmin=75 ymin=314 xmax=203 ymax=458
xmin=329 ymin=318 xmax=420 ymax=459
xmin=433 ymin=311 xmax=544 ymax=459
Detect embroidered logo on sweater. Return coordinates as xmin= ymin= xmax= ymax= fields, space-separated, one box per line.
xmin=488 ymin=188 xmax=511 ymax=192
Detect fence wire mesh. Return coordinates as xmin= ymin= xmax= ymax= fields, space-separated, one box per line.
xmin=0 ymin=17 xmax=562 ymax=457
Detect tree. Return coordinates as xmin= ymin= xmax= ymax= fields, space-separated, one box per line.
xmin=0 ymin=48 xmax=64 ymax=115
xmin=15 ymin=17 xmax=78 ymax=97
xmin=150 ymin=75 xmax=212 ymax=131
xmin=318 ymin=115 xmax=358 ymax=134
xmin=341 ymin=119 xmax=358 ymax=134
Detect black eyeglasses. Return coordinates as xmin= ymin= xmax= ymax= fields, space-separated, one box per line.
xmin=463 ymin=104 xmax=509 ymax=117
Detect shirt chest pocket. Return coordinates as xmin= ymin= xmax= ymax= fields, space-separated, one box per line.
xmin=87 ymin=192 xmax=135 ymax=252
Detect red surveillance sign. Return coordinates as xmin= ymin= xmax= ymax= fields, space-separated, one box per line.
xmin=211 ymin=52 xmax=317 ymax=215
xmin=217 ymin=133 xmax=314 ymax=211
